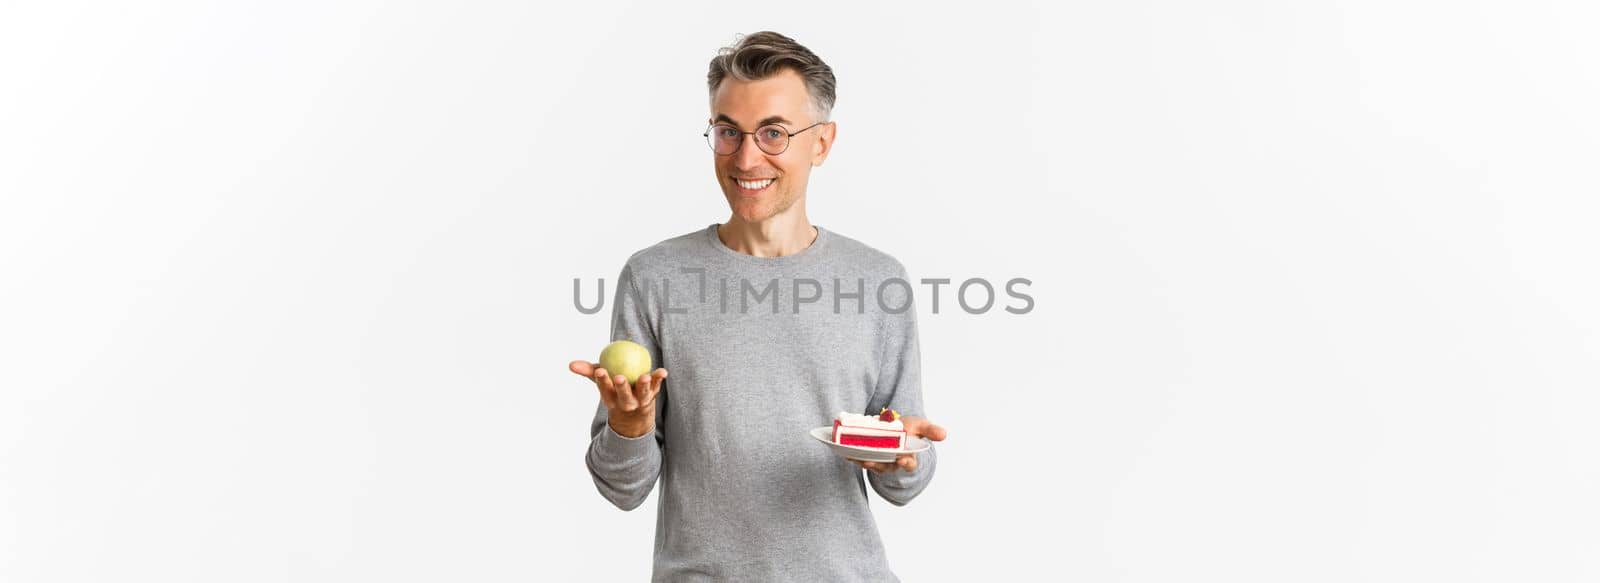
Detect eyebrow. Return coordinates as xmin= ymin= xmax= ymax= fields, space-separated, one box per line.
xmin=714 ymin=113 xmax=794 ymax=128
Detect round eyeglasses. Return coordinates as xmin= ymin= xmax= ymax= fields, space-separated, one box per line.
xmin=703 ymin=121 xmax=826 ymax=156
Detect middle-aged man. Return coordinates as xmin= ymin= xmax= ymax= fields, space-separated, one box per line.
xmin=567 ymin=31 xmax=947 ymax=581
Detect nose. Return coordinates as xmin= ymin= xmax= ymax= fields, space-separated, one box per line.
xmin=733 ymin=133 xmax=767 ymax=170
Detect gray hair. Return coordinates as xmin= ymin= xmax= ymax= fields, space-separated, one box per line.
xmin=706 ymin=31 xmax=837 ymax=122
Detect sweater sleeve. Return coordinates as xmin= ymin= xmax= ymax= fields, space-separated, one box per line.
xmin=864 ymin=266 xmax=938 ymax=506
xmin=584 ymin=262 xmax=666 ymax=511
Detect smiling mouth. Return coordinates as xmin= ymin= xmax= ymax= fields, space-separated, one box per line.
xmin=733 ymin=177 xmax=775 ymax=195
xmin=735 ymin=178 xmax=775 ymax=191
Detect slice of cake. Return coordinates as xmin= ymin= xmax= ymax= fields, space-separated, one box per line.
xmin=833 ymin=408 xmax=906 ymax=449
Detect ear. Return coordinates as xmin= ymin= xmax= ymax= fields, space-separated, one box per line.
xmin=811 ymin=122 xmax=837 ymax=167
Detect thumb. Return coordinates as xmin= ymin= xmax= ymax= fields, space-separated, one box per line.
xmin=569 ymin=360 xmax=596 ymax=377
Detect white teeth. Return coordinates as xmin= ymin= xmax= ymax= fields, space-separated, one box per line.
xmin=737 ymin=179 xmax=774 ymax=190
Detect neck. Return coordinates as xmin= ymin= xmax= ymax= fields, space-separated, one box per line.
xmin=718 ymin=208 xmax=817 ymax=258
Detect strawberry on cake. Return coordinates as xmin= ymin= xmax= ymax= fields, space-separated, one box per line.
xmin=832 ymin=408 xmax=906 ymax=449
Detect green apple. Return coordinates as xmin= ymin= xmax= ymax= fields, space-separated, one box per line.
xmin=598 ymin=340 xmax=652 ymax=385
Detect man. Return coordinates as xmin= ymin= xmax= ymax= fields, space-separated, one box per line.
xmin=567 ymin=31 xmax=947 ymax=582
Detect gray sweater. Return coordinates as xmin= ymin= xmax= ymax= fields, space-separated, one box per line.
xmin=585 ymin=223 xmax=937 ymax=582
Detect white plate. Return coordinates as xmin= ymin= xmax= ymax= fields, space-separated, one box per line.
xmin=809 ymin=426 xmax=931 ymax=463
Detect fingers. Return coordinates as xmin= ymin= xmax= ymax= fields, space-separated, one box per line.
xmin=632 ymin=372 xmax=653 ymax=406
xmin=583 ymin=364 xmax=667 ymax=417
xmin=852 ymin=459 xmax=899 ymax=474
xmin=896 ymin=454 xmax=917 ymax=472
xmin=633 ymin=368 xmax=668 ymax=405
xmin=852 ymin=460 xmax=888 ymax=474
xmin=610 ymin=372 xmax=639 ymax=412
xmin=903 ymin=416 xmax=948 ymax=442
xmin=851 ymin=455 xmax=918 ymax=474
xmin=597 ymin=368 xmax=638 ymax=412
xmin=591 ymin=368 xmax=616 ymax=409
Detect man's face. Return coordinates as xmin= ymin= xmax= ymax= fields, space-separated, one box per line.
xmin=709 ymin=68 xmax=835 ymax=223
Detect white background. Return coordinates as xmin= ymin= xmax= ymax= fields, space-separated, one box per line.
xmin=3 ymin=1 xmax=1597 ymax=581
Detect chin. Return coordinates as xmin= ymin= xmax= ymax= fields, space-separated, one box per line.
xmin=723 ymin=190 xmax=755 ymax=209
xmin=727 ymin=201 xmax=771 ymax=223
xmin=732 ymin=206 xmax=767 ymax=223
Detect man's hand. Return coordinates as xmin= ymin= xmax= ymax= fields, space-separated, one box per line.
xmin=852 ymin=415 xmax=947 ymax=474
xmin=570 ymin=360 xmax=668 ymax=438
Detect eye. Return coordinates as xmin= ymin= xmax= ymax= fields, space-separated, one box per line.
xmin=764 ymin=128 xmax=784 ymax=139
xmin=717 ymin=127 xmax=740 ymax=139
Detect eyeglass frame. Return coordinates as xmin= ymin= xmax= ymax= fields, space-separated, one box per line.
xmin=702 ymin=121 xmax=828 ymax=156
